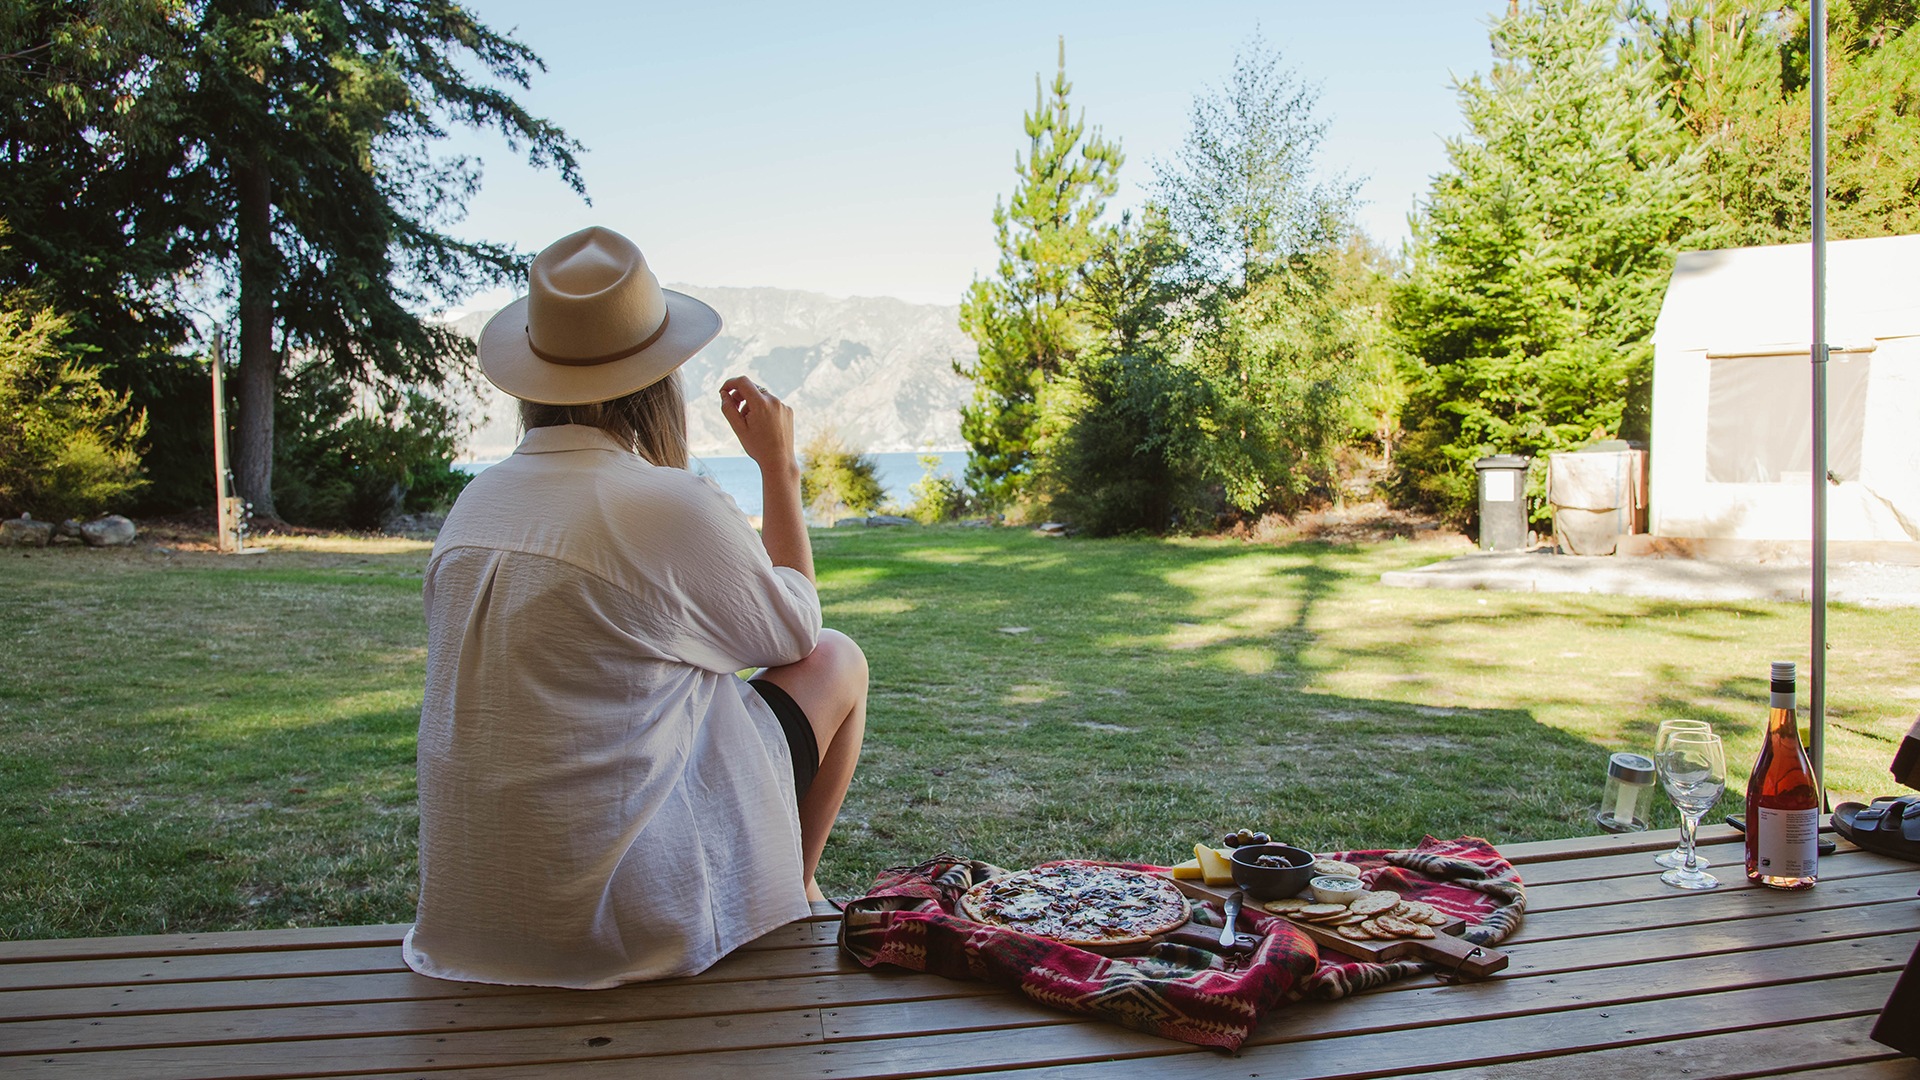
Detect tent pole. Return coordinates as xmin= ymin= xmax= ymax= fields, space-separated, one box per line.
xmin=1810 ymin=0 xmax=1828 ymax=806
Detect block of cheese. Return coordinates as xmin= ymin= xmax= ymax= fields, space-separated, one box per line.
xmin=1194 ymin=843 xmax=1236 ymax=887
xmin=1170 ymin=858 xmax=1202 ymax=879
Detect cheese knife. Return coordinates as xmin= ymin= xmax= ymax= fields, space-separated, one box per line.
xmin=1219 ymin=890 xmax=1244 ymax=947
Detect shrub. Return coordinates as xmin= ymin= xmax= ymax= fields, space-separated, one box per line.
xmin=799 ymin=428 xmax=884 ymax=521
xmin=273 ymin=361 xmax=472 ymax=529
xmin=1039 ymin=352 xmax=1221 ymax=537
xmin=907 ymin=454 xmax=968 ymax=524
xmin=0 ymin=306 xmax=147 ymax=520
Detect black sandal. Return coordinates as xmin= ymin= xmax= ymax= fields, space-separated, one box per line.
xmin=1834 ymin=795 xmax=1920 ymax=863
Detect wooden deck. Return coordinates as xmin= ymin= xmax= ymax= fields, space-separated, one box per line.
xmin=2 ymin=823 xmax=1915 ymax=1079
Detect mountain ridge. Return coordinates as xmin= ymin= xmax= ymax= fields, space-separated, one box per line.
xmin=450 ymin=284 xmax=977 ymax=460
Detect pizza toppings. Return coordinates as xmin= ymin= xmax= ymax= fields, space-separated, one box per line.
xmin=958 ymin=864 xmax=1191 ymax=947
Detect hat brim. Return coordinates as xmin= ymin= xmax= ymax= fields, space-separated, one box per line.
xmin=477 ymin=288 xmax=722 ymax=406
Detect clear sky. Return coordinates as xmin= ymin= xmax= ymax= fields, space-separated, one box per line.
xmin=440 ymin=0 xmax=1506 ymax=310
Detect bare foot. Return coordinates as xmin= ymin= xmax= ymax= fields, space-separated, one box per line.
xmin=805 ymin=877 xmax=827 ymax=903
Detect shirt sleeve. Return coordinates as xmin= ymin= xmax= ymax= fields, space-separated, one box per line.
xmin=644 ymin=473 xmax=823 ymax=673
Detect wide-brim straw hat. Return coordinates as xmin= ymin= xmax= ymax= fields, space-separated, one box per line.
xmin=478 ymin=226 xmax=721 ymax=405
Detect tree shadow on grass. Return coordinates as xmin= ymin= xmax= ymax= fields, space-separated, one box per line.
xmin=812 ymin=531 xmax=1631 ymax=884
xmin=0 ymin=696 xmax=421 ymax=939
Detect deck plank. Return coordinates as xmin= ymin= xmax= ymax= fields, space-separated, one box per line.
xmin=0 ymin=928 xmax=861 ymax=994
xmin=0 ymin=926 xmax=412 ymax=965
xmin=1386 ymin=1014 xmax=1909 ymax=1079
xmin=1490 ymin=823 xmax=1843 ymax=865
xmin=1773 ymin=1063 xmax=1920 ymax=1080
xmin=1519 ymin=852 xmax=1911 ymax=915
xmin=1503 ymin=834 xmax=1885 ymax=887
xmin=1 ymin=1007 xmax=825 ymax=1080
xmin=0 ymin=971 xmax=979 ymax=1052
xmin=929 ymin=973 xmax=1902 ymax=1080
xmin=1510 ymin=873 xmax=1920 ymax=944
xmin=0 ymin=966 xmax=986 ymax=1024
xmin=1499 ymin=906 xmax=1920 ymax=976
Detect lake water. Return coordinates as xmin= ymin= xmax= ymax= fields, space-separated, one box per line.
xmin=456 ymin=450 xmax=968 ymax=518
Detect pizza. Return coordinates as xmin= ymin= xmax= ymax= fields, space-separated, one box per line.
xmin=957 ymin=863 xmax=1191 ymax=947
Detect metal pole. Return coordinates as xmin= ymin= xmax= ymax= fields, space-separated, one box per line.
xmin=1809 ymin=0 xmax=1828 ymax=803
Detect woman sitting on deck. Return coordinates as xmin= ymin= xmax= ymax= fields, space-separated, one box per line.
xmin=404 ymin=226 xmax=868 ymax=988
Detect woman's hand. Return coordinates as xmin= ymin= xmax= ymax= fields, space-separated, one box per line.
xmin=719 ymin=377 xmax=798 ymax=479
xmin=719 ymin=375 xmax=812 ymax=580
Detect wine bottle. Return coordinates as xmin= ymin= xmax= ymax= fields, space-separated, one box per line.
xmin=1745 ymin=661 xmax=1819 ymax=889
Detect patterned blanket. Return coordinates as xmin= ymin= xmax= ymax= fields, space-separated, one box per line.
xmin=837 ymin=836 xmax=1526 ymax=1050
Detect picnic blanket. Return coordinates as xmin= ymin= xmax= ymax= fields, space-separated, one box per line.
xmin=836 ymin=836 xmax=1526 ymax=1050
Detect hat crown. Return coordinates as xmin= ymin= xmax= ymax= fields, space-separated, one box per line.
xmin=525 ymin=227 xmax=667 ymax=364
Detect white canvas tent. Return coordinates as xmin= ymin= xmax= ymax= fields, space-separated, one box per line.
xmin=1649 ymin=233 xmax=1920 ymax=544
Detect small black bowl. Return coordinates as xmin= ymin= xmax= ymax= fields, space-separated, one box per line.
xmin=1228 ymin=843 xmax=1316 ymax=901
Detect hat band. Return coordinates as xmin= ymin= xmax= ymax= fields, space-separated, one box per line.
xmin=525 ymin=310 xmax=671 ymax=367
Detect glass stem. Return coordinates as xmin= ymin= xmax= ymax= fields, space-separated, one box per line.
xmin=1680 ymin=810 xmax=1701 ymax=872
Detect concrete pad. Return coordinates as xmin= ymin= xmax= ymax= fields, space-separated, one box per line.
xmin=1379 ymin=551 xmax=1920 ymax=608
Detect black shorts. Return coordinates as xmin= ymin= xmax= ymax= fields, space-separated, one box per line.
xmin=749 ymin=678 xmax=818 ymax=802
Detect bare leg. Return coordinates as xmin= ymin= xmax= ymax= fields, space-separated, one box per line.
xmin=754 ymin=628 xmax=867 ymax=901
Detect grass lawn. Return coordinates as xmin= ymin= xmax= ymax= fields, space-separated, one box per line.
xmin=2 ymin=525 xmax=1914 ymax=940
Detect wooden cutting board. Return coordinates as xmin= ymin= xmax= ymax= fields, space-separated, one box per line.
xmin=1168 ymin=876 xmax=1509 ymax=978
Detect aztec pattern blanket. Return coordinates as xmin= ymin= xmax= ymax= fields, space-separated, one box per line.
xmin=837 ymin=837 xmax=1526 ymax=1049
xmin=838 ymin=855 xmax=1317 ymax=1049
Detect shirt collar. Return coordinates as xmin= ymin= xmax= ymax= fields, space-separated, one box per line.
xmin=514 ymin=424 xmax=636 ymax=457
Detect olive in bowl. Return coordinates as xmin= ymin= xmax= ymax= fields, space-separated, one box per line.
xmin=1228 ymin=843 xmax=1316 ymax=901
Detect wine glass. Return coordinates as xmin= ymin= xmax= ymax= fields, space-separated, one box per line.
xmin=1657 ymin=731 xmax=1727 ymax=890
xmin=1652 ymin=720 xmax=1714 ymax=869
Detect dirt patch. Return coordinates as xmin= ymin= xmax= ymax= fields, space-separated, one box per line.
xmin=1218 ymin=502 xmax=1469 ymax=546
xmin=132 ymin=510 xmax=444 ymax=552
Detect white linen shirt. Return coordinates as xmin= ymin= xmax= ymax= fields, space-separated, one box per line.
xmin=404 ymin=424 xmax=821 ymax=988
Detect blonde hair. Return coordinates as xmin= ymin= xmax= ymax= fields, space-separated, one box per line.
xmin=518 ymin=370 xmax=689 ymax=470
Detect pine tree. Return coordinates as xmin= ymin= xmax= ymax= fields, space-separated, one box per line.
xmin=956 ymin=38 xmax=1122 ymax=510
xmin=1392 ymin=0 xmax=1707 ymax=525
xmin=1 ymin=1 xmax=582 ymax=520
xmin=192 ymin=0 xmax=583 ymax=520
xmin=1632 ymin=0 xmax=1920 ymax=245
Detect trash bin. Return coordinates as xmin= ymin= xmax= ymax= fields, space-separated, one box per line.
xmin=1473 ymin=455 xmax=1531 ymax=551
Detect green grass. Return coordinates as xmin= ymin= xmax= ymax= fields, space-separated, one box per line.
xmin=2 ymin=528 xmax=1915 ymax=940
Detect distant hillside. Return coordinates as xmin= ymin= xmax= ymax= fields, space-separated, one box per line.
xmin=450 ymin=285 xmax=977 ymax=460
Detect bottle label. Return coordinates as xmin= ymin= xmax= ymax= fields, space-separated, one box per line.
xmin=1770 ymin=691 xmax=1794 ymax=709
xmin=1755 ymin=806 xmax=1819 ymax=878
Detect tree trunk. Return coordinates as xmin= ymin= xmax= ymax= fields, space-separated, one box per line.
xmin=232 ymin=156 xmax=279 ymax=521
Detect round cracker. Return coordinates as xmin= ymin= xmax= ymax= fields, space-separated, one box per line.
xmin=1300 ymin=903 xmax=1348 ymax=917
xmin=1409 ymin=922 xmax=1437 ymax=939
xmin=1314 ymin=860 xmax=1363 ymax=878
xmin=1336 ymin=923 xmax=1376 ymax=940
xmin=1373 ymin=914 xmax=1422 ymax=937
xmin=1264 ymin=897 xmax=1310 ymax=912
xmin=1349 ymin=891 xmax=1400 ymax=916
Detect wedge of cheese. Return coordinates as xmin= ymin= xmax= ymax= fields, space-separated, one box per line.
xmin=1169 ymin=858 xmax=1202 ymax=879
xmin=1194 ymin=843 xmax=1237 ymax=887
